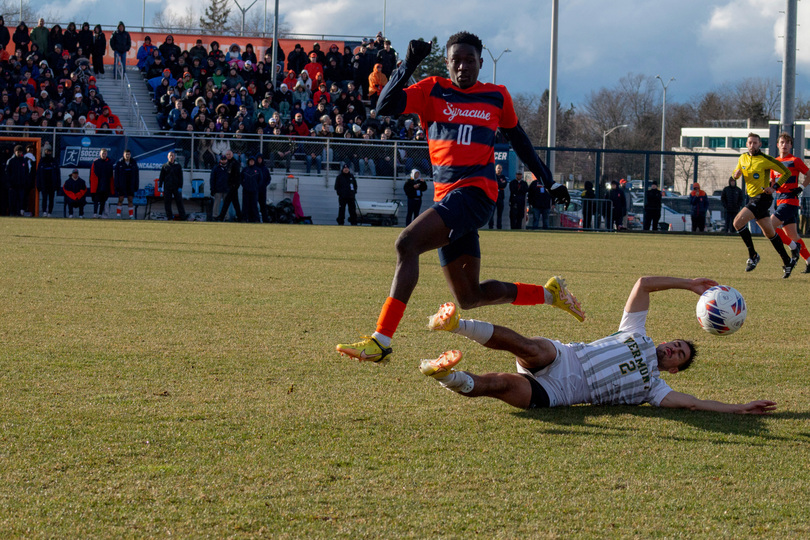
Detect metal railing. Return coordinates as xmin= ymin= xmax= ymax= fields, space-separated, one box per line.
xmin=0 ymin=124 xmax=752 ymax=200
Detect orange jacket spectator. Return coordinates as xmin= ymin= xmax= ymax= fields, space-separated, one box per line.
xmin=99 ymin=106 xmax=123 ymax=133
xmin=282 ymin=70 xmax=298 ymax=89
xmin=368 ymin=63 xmax=388 ymax=97
xmin=303 ymin=54 xmax=324 ymax=85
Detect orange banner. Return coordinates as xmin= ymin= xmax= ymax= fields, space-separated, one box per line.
xmin=108 ymin=31 xmax=347 ymax=67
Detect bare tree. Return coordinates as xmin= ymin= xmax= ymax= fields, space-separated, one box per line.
xmin=733 ymin=77 xmax=780 ymax=127
xmin=0 ymin=0 xmax=57 ymax=24
xmin=152 ymin=5 xmax=197 ymax=32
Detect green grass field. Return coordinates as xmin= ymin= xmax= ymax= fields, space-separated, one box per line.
xmin=1 ymin=219 xmax=809 ymax=538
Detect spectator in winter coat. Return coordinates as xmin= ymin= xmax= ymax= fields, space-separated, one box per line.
xmin=114 ymin=149 xmax=139 ymax=219
xmin=0 ymin=16 xmax=10 ymax=51
xmin=5 ymin=145 xmax=29 ymax=216
xmin=689 ymin=182 xmax=709 ymax=232
xmin=137 ymin=36 xmax=157 ymax=71
xmin=12 ymin=22 xmax=30 ymax=54
xmin=255 ymin=155 xmax=271 ymax=222
xmin=89 ymin=148 xmax=114 ymax=217
xmin=159 ymin=35 xmax=181 ymax=64
xmin=352 ymin=45 xmax=372 ymax=99
xmin=63 ymin=22 xmax=79 ymax=54
xmin=334 ymin=162 xmax=358 ymax=225
xmin=241 ymin=155 xmax=261 ymax=223
xmin=109 ymin=22 xmax=131 ymax=79
xmin=286 ymin=43 xmax=307 ymax=75
xmin=509 ymin=171 xmax=528 ymax=230
xmin=78 ymin=22 xmax=93 ymax=54
xmin=35 ymin=147 xmax=59 ymax=216
xmin=721 ymin=177 xmax=744 ymax=234
xmin=608 ymin=180 xmax=627 ymax=230
xmin=368 ymin=63 xmax=388 ymax=109
xmin=643 ymin=181 xmax=663 ymax=231
xmin=403 ymin=168 xmax=428 ymax=226
xmin=303 ymin=55 xmax=324 ymax=87
xmin=216 ymin=150 xmax=242 ymax=221
xmin=308 ymin=43 xmax=326 ymax=65
xmin=91 ymin=25 xmax=106 ymax=76
xmin=63 ymin=168 xmax=88 ymax=217
xmin=376 ymin=40 xmax=397 ymax=77
xmin=158 ymin=151 xmax=186 ymax=220
xmin=209 ymin=154 xmax=230 ymax=217
xmin=30 ymin=19 xmax=49 ymax=56
xmin=527 ymin=177 xmax=553 ymax=229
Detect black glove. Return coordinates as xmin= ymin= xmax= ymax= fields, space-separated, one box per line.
xmin=405 ymin=40 xmax=432 ymax=69
xmin=790 ymin=187 xmax=803 ymax=197
xmin=550 ymin=183 xmax=570 ymax=209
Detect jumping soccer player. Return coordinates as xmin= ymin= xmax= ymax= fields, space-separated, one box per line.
xmin=420 ymin=275 xmax=776 ymax=415
xmin=336 ymin=32 xmax=577 ymax=364
xmin=732 ymin=132 xmax=798 ymax=277
xmin=770 ymin=132 xmax=810 ymax=274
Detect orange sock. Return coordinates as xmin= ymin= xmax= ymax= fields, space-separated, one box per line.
xmin=375 ymin=297 xmax=407 ymax=338
xmin=512 ymin=282 xmax=546 ymax=305
xmin=776 ymin=228 xmax=790 ymax=245
xmin=799 ymin=239 xmax=810 ymax=260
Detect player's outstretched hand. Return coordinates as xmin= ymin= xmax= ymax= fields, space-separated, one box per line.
xmin=736 ymin=400 xmax=777 ymax=415
xmin=406 ymin=39 xmax=432 ymax=69
xmin=688 ymin=278 xmax=718 ymax=295
xmin=550 ymin=183 xmax=570 ymax=209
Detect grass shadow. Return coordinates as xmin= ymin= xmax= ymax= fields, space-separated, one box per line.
xmin=511 ymin=405 xmax=810 ymax=442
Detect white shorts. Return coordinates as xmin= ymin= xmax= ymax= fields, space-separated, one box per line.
xmin=515 ymin=340 xmax=590 ymax=407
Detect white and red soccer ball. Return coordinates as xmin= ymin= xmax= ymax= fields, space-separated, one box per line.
xmin=696 ymin=285 xmax=747 ymax=336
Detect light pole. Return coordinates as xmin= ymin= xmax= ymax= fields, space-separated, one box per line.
xmin=655 ymin=75 xmax=675 ymax=185
xmin=482 ymin=46 xmax=511 ymax=84
xmin=602 ymin=124 xmax=628 ymax=150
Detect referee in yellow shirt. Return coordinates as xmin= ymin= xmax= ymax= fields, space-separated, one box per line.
xmin=732 ymin=133 xmax=799 ymax=277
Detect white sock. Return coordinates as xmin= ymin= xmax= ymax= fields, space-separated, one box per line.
xmin=789 ymin=241 xmax=798 ymax=250
xmin=371 ymin=332 xmax=391 ymax=347
xmin=451 ymin=318 xmax=494 ymax=345
xmin=438 ymin=371 xmax=475 ymax=393
xmin=544 ymin=288 xmax=553 ymax=304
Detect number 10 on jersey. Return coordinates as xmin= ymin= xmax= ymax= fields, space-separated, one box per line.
xmin=457 ymin=124 xmax=473 ymax=145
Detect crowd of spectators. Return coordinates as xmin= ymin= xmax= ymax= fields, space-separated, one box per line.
xmin=0 ymin=16 xmax=126 ymax=133
xmin=140 ymin=32 xmax=428 ymax=150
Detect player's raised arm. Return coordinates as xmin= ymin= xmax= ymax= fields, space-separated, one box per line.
xmin=500 ymin=123 xmax=570 ymax=207
xmin=659 ymin=391 xmax=777 ymax=414
xmin=377 ymin=39 xmax=432 ymax=116
xmin=624 ymin=276 xmax=718 ymax=314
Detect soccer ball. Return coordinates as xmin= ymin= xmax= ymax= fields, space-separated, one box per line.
xmin=696 ymin=285 xmax=747 ymax=336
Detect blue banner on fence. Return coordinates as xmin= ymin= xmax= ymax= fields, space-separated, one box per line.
xmin=127 ymin=138 xmax=177 ymax=172
xmin=60 ymin=136 xmax=176 ymax=171
xmin=59 ymin=135 xmax=122 ymax=168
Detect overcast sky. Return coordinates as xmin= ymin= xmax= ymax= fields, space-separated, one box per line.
xmin=31 ymin=0 xmax=810 ymax=108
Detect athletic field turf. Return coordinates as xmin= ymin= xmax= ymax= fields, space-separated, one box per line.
xmin=1 ymin=219 xmax=809 ymax=538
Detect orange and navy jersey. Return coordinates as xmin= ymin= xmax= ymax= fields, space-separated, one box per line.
xmin=402 ymin=76 xmax=518 ymax=202
xmin=771 ymin=153 xmax=809 ymax=207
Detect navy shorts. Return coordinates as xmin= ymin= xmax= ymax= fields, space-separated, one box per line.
xmin=745 ymin=194 xmax=774 ymax=221
xmin=773 ymin=203 xmax=799 ymax=225
xmin=433 ymin=187 xmax=495 ymax=266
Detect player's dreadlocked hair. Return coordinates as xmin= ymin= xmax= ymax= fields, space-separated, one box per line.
xmin=446 ymin=31 xmax=483 ymax=55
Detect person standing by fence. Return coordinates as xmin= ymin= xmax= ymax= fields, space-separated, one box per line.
xmin=109 ymin=22 xmax=131 ymax=80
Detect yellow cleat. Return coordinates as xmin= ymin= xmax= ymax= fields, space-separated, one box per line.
xmin=544 ymin=276 xmax=585 ymax=322
xmin=336 ymin=336 xmax=393 ymax=364
xmin=419 ymin=350 xmax=463 ymax=379
xmin=427 ymin=302 xmax=459 ymax=332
